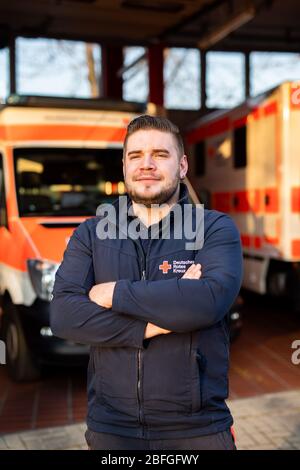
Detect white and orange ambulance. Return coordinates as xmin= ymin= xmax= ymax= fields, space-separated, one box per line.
xmin=0 ymin=95 xmax=144 ymax=381
xmin=185 ymin=81 xmax=300 ymax=311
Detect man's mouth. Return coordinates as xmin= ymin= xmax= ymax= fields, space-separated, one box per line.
xmin=135 ymin=176 xmax=161 ymax=181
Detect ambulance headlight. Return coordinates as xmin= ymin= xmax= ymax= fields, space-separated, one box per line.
xmin=27 ymin=259 xmax=59 ymax=301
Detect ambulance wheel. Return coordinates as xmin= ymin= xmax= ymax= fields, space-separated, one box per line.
xmin=2 ymin=301 xmax=41 ymax=382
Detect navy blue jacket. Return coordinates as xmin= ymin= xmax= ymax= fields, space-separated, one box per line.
xmin=50 ymin=183 xmax=243 ymax=439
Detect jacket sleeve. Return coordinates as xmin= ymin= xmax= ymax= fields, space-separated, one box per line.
xmin=50 ymin=221 xmax=147 ymax=348
xmin=112 ymin=214 xmax=243 ymax=333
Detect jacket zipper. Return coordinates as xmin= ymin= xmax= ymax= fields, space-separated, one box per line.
xmin=117 ymin=215 xmax=146 ymax=437
xmin=137 ymin=250 xmax=146 ymax=437
xmin=137 ymin=348 xmax=143 ymax=434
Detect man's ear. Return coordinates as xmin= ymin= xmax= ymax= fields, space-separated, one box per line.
xmin=122 ymin=157 xmax=125 ymax=178
xmin=179 ymin=154 xmax=188 ymax=179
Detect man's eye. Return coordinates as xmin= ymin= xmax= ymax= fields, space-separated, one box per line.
xmin=130 ymin=154 xmax=140 ymax=159
xmin=156 ymin=153 xmax=168 ymax=158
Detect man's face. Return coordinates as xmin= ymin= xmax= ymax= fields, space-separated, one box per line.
xmin=123 ymin=129 xmax=188 ymax=207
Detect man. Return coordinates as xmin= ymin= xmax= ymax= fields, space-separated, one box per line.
xmin=50 ymin=115 xmax=243 ymax=450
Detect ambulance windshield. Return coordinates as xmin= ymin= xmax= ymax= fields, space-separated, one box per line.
xmin=14 ymin=147 xmax=124 ymax=217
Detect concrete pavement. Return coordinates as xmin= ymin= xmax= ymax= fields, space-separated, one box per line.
xmin=1 ymin=389 xmax=300 ymax=450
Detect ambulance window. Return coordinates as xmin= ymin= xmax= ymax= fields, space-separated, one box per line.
xmin=194 ymin=141 xmax=206 ymax=176
xmin=233 ymin=125 xmax=247 ymax=168
xmin=14 ymin=147 xmax=124 ymax=217
xmin=0 ymin=155 xmax=8 ymax=227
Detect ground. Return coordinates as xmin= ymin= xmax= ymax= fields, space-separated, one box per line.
xmin=0 ymin=292 xmax=300 ymax=449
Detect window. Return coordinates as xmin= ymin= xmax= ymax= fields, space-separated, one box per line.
xmin=164 ymin=48 xmax=200 ymax=109
xmin=206 ymin=52 xmax=245 ymax=108
xmin=194 ymin=141 xmax=206 ymax=176
xmin=234 ymin=125 xmax=247 ymax=168
xmin=0 ymin=47 xmax=9 ymax=101
xmin=0 ymin=154 xmax=8 ymax=227
xmin=123 ymin=47 xmax=148 ymax=102
xmin=251 ymin=52 xmax=300 ymax=96
xmin=17 ymin=38 xmax=101 ymax=98
xmin=14 ymin=148 xmax=124 ymax=217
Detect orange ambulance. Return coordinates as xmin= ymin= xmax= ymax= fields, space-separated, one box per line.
xmin=0 ymin=95 xmax=144 ymax=380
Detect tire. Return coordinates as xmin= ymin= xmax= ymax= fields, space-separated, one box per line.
xmin=2 ymin=300 xmax=41 ymax=382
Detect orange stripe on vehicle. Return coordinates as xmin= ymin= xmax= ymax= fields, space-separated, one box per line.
xmin=263 ymin=235 xmax=279 ymax=245
xmin=0 ymin=126 xmax=6 ymax=140
xmin=292 ymin=240 xmax=300 ymax=257
xmin=291 ymin=187 xmax=300 ymax=212
xmin=0 ymin=124 xmax=126 ymax=142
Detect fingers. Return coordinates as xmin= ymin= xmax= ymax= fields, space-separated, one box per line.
xmin=182 ymin=263 xmax=202 ymax=279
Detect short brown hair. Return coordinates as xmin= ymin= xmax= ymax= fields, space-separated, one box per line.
xmin=123 ymin=114 xmax=185 ymax=158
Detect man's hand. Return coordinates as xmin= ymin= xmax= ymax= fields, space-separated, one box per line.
xmin=144 ymin=323 xmax=171 ymax=339
xmin=182 ymin=263 xmax=202 ymax=279
xmin=144 ymin=263 xmax=202 ymax=339
xmin=89 ymin=282 xmax=116 ymax=308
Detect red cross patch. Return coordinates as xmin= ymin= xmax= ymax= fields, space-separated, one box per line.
xmin=159 ymin=260 xmax=172 ymax=274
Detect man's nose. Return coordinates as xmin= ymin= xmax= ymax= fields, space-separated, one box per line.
xmin=140 ymin=154 xmax=156 ymax=170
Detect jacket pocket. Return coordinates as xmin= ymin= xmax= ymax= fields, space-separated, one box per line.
xmin=191 ymin=349 xmax=206 ymax=413
xmin=93 ymin=347 xmax=138 ymax=417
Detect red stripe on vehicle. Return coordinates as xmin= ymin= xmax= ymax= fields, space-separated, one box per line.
xmin=232 ymin=116 xmax=247 ymax=129
xmin=254 ymin=237 xmax=262 ymax=249
xmin=212 ymin=192 xmax=231 ymax=213
xmin=262 ymin=101 xmax=278 ymax=117
xmin=264 ymin=188 xmax=279 ymax=213
xmin=291 ymin=240 xmax=300 ymax=258
xmin=186 ymin=117 xmax=230 ymax=144
xmin=291 ymin=187 xmax=300 ymax=212
xmin=263 ymin=235 xmax=279 ymax=245
xmin=241 ymin=234 xmax=251 ymax=247
xmin=232 ymin=191 xmax=250 ymax=213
